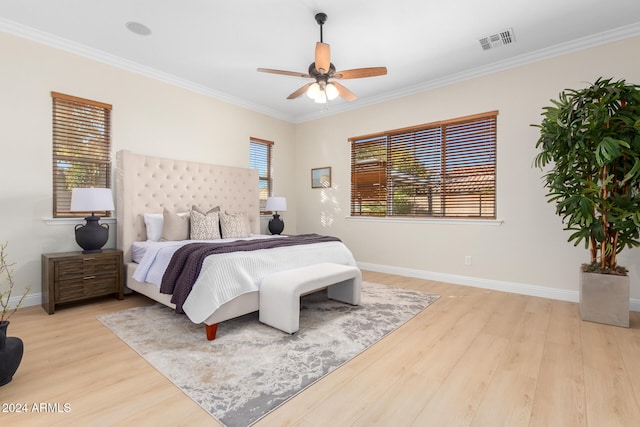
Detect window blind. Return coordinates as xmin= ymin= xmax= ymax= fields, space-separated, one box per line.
xmin=250 ymin=137 xmax=273 ymax=211
xmin=350 ymin=111 xmax=497 ymax=219
xmin=52 ymin=92 xmax=112 ymax=217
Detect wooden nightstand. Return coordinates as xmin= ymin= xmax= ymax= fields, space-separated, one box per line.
xmin=41 ymin=249 xmax=124 ymax=314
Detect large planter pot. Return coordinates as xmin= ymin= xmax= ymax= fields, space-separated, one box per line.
xmin=579 ymin=270 xmax=630 ymax=327
xmin=0 ymin=320 xmax=24 ymax=386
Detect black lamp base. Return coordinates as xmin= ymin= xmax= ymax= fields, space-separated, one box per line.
xmin=75 ymin=215 xmax=109 ymax=253
xmin=268 ymin=214 xmax=285 ymax=235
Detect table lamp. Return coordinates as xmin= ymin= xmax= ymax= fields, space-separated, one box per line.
xmin=265 ymin=197 xmax=287 ymax=235
xmin=70 ymin=188 xmax=115 ymax=253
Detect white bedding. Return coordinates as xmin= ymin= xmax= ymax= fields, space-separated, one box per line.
xmin=131 ymin=236 xmax=358 ymax=323
xmin=132 ymin=234 xmax=279 ymax=285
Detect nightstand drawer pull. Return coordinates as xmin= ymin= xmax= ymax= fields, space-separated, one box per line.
xmin=84 ymin=275 xmax=96 ymax=280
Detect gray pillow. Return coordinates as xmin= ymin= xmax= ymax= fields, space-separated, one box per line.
xmin=219 ymin=211 xmax=250 ymax=238
xmin=190 ymin=209 xmax=221 ymax=240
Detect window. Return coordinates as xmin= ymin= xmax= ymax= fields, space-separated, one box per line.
xmin=350 ymin=111 xmax=497 ymax=219
xmin=249 ymin=137 xmax=273 ymax=211
xmin=52 ymin=92 xmax=112 ymax=217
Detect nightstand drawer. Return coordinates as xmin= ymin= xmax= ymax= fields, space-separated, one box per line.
xmin=55 ymin=276 xmax=120 ymax=302
xmin=54 ymin=256 xmax=119 ymax=281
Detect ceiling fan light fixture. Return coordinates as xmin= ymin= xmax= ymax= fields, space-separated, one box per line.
xmin=325 ymin=83 xmax=339 ymax=100
xmin=258 ymin=11 xmax=386 ymax=103
xmin=307 ymin=82 xmax=320 ymax=99
xmin=314 ymin=90 xmax=328 ymax=104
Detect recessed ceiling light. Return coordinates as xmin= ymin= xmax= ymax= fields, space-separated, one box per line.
xmin=125 ymin=21 xmax=152 ymax=36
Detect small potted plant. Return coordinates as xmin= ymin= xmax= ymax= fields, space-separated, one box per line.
xmin=533 ymin=77 xmax=640 ymax=327
xmin=1 ymin=242 xmax=30 ymax=385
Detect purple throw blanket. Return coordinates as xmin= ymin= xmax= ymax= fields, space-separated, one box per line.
xmin=160 ymin=234 xmax=341 ymax=313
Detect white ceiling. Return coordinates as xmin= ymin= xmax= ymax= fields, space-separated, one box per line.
xmin=2 ymin=0 xmax=640 ymax=123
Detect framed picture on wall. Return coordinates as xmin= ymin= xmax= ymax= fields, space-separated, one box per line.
xmin=311 ymin=167 xmax=331 ymax=188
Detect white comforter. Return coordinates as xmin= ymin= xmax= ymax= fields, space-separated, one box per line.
xmin=132 ymin=235 xmax=358 ymax=323
xmin=132 ymin=235 xmax=278 ymax=285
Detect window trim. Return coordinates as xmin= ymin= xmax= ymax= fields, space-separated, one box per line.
xmin=51 ymin=91 xmax=112 ymax=110
xmin=349 ymin=110 xmax=498 ymax=220
xmin=349 ymin=111 xmax=498 ymax=142
xmin=345 ymin=215 xmax=502 ymax=226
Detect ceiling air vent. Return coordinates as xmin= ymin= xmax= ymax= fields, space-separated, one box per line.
xmin=479 ymin=28 xmax=515 ymax=51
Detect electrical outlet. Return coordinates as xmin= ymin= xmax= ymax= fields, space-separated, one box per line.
xmin=464 ymin=256 xmax=472 ymax=266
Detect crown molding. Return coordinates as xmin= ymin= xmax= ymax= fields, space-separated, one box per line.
xmin=0 ymin=17 xmax=294 ymax=123
xmin=293 ymin=21 xmax=640 ymax=123
xmin=2 ymin=17 xmax=639 ymax=124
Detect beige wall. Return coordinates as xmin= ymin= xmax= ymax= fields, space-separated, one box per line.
xmin=295 ymin=35 xmax=640 ymax=302
xmin=0 ymin=32 xmax=296 ymax=307
xmin=3 ymin=29 xmax=640 ymax=309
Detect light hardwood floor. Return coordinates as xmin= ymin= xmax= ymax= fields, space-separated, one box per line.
xmin=1 ymin=270 xmax=639 ymax=426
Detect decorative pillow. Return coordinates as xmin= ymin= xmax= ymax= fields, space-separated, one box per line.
xmin=192 ymin=205 xmax=220 ymax=214
xmin=143 ymin=213 xmax=163 ymax=241
xmin=161 ymin=208 xmax=190 ymax=241
xmin=190 ymin=209 xmax=221 ymax=240
xmin=219 ymin=211 xmax=250 ymax=239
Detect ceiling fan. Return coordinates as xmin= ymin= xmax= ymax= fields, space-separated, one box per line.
xmin=257 ymin=12 xmax=387 ymax=104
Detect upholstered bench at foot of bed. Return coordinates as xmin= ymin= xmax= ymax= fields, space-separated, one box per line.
xmin=259 ymin=262 xmax=362 ymax=334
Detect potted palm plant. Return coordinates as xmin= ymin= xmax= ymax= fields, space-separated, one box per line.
xmin=534 ymin=77 xmax=640 ymax=327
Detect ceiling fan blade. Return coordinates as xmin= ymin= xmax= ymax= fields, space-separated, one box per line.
xmin=257 ymin=68 xmax=311 ymax=78
xmin=315 ymin=42 xmax=331 ymax=74
xmin=287 ymin=83 xmax=313 ymax=99
xmin=332 ymin=82 xmax=357 ymax=102
xmin=333 ymin=67 xmax=388 ymax=80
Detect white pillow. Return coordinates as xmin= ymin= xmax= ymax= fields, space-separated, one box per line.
xmin=143 ymin=213 xmax=163 ymax=241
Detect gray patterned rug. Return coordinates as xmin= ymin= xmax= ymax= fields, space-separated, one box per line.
xmin=97 ymin=281 xmax=439 ymax=427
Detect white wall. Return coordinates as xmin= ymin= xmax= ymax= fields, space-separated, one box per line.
xmin=0 ymin=31 xmax=296 ymax=308
xmin=295 ymin=35 xmax=640 ymax=302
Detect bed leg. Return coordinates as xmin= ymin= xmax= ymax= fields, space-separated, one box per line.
xmin=205 ymin=323 xmax=218 ymax=341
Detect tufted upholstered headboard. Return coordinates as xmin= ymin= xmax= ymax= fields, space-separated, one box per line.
xmin=116 ymin=150 xmax=260 ymax=263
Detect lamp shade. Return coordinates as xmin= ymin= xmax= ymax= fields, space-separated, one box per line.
xmin=265 ymin=197 xmax=287 ymax=212
xmin=306 ymin=82 xmax=320 ymax=100
xmin=325 ymin=83 xmax=339 ymax=100
xmin=70 ymin=188 xmax=114 ymax=213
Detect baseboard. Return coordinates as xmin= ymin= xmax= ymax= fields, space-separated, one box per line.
xmin=357 ymin=261 xmax=640 ymax=312
xmin=6 ymin=292 xmax=42 ymax=310
xmin=15 ymin=264 xmax=640 ymax=313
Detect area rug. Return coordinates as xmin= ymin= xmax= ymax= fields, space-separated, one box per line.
xmin=97 ymin=281 xmax=439 ymax=427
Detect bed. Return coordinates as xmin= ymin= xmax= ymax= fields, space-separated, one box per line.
xmin=115 ymin=150 xmax=357 ymax=340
